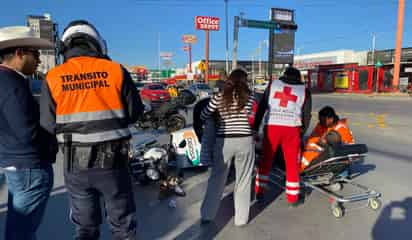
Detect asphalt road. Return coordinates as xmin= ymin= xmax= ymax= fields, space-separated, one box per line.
xmin=0 ymin=94 xmax=411 ymax=240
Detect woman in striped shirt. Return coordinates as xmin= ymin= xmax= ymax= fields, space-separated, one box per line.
xmin=200 ymin=68 xmax=256 ymax=227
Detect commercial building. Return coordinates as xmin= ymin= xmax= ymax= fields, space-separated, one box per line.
xmin=27 ymin=14 xmax=58 ymax=74
xmin=187 ymin=47 xmax=411 ymax=93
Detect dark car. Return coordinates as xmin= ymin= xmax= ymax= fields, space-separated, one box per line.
xmin=188 ymin=83 xmax=213 ymax=99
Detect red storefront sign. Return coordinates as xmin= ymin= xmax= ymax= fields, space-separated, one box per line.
xmin=294 ymin=60 xmax=334 ymax=69
xmin=195 ymin=16 xmax=220 ymax=31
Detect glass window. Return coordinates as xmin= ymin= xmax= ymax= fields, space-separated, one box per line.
xmin=358 ymin=70 xmax=369 ymax=90
xmin=383 ymin=69 xmax=393 ymax=88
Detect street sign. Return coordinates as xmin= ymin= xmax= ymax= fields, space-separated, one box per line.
xmin=182 ymin=34 xmax=197 ymax=44
xmin=198 ymin=62 xmax=205 ymax=71
xmin=183 ymin=46 xmax=190 ymax=51
xmin=241 ymin=19 xmax=279 ymax=29
xmin=375 ymin=61 xmax=384 ymax=67
xmin=240 ymin=18 xmax=297 ymax=30
xmin=195 ymin=16 xmax=220 ymax=31
xmin=160 ymin=52 xmax=173 ymax=58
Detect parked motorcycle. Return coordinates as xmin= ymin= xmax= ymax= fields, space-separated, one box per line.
xmin=136 ymin=89 xmax=196 ymax=133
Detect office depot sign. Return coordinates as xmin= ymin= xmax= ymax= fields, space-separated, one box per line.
xmin=195 ymin=16 xmax=220 ymax=31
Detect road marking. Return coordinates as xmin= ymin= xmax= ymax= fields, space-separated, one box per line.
xmin=312 ymin=111 xmax=389 ymax=129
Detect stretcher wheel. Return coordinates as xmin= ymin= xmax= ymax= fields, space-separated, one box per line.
xmin=368 ymin=198 xmax=382 ymax=211
xmin=331 ymin=205 xmax=344 ymax=218
xmin=329 ymin=183 xmax=343 ymax=192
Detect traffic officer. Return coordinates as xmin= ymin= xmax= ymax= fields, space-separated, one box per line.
xmin=40 ymin=20 xmax=144 ymax=239
xmin=253 ymin=67 xmax=312 ymax=206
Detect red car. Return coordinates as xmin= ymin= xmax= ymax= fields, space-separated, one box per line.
xmin=140 ymin=83 xmax=171 ymax=103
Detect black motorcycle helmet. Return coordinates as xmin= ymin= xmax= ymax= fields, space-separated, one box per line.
xmin=60 ymin=20 xmax=107 ymax=57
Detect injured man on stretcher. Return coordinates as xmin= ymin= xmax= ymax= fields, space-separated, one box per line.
xmin=300 ymin=106 xmax=354 ymax=173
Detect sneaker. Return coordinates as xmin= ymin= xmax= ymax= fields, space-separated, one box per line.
xmin=235 ymin=223 xmax=248 ymax=228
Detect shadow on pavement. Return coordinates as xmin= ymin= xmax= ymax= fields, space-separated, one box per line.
xmin=368 ymin=146 xmax=412 ymax=163
xmin=372 ymin=197 xmax=412 ymax=240
xmin=0 ymin=187 xmax=75 ymax=240
xmin=174 ymin=192 xmax=236 ymax=240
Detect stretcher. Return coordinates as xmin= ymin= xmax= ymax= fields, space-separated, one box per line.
xmin=266 ymin=144 xmax=382 ymax=218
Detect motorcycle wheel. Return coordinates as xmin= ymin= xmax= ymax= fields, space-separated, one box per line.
xmin=166 ymin=114 xmax=186 ymax=133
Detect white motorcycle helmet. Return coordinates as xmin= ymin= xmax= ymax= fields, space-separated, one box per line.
xmin=61 ymin=20 xmax=108 ymax=56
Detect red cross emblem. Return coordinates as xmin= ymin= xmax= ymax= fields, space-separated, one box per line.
xmin=273 ymin=86 xmax=298 ymax=107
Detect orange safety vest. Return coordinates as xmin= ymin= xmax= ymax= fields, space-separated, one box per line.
xmin=300 ymin=119 xmax=354 ymax=172
xmin=46 ymin=56 xmax=130 ymax=143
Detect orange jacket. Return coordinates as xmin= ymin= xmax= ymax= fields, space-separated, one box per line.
xmin=300 ymin=119 xmax=354 ymax=171
xmin=45 ymin=56 xmax=142 ymax=143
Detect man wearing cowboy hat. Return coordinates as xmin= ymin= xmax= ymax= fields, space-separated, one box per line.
xmin=0 ymin=26 xmax=57 ymax=240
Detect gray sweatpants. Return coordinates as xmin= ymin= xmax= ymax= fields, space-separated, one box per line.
xmin=200 ymin=136 xmax=255 ymax=226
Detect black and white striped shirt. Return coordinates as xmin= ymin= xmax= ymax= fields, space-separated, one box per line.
xmin=201 ymin=93 xmax=256 ymax=138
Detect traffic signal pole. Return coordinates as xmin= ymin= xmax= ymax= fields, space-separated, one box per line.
xmin=393 ymin=0 xmax=404 ymax=91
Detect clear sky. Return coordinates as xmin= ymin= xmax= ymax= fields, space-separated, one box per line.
xmin=2 ymin=0 xmax=411 ymax=69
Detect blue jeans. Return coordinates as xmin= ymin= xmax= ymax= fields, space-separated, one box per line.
xmin=5 ymin=164 xmax=54 ymax=240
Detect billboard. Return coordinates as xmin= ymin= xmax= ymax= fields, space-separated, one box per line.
xmin=182 ymin=34 xmax=197 ymax=44
xmin=272 ymin=30 xmax=295 ymax=64
xmin=272 ymin=8 xmax=294 ymax=23
xmin=195 ymin=16 xmax=220 ymax=31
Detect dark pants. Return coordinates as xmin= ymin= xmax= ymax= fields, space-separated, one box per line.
xmin=5 ymin=164 xmax=54 ymax=240
xmin=64 ymin=167 xmax=136 ymax=240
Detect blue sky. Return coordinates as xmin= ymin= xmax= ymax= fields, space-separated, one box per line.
xmin=2 ymin=0 xmax=411 ymax=69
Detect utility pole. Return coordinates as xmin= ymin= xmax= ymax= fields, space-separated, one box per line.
xmin=393 ymin=0 xmax=405 ymax=91
xmin=372 ymin=33 xmax=379 ymax=92
xmin=205 ymin=30 xmax=210 ymax=84
xmin=225 ymin=0 xmax=229 ymax=74
xmin=371 ymin=33 xmax=376 ymax=65
xmin=157 ymin=32 xmax=161 ymax=82
xmin=258 ymin=40 xmax=268 ymax=76
xmin=232 ymin=15 xmax=240 ymax=70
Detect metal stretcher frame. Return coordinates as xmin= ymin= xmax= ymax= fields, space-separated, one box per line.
xmin=267 ymin=152 xmax=382 ymax=218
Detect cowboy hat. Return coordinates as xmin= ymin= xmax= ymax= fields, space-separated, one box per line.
xmin=0 ymin=26 xmax=53 ymax=51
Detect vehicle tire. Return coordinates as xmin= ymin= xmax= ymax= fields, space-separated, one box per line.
xmin=368 ymin=198 xmax=382 ymax=211
xmin=166 ymin=114 xmax=186 ymax=133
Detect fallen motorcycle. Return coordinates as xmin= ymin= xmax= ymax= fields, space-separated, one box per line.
xmin=128 ymin=137 xmax=186 ymax=198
